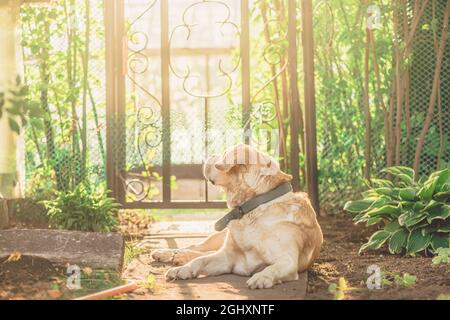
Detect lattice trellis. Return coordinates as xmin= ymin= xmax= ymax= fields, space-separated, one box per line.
xmin=404 ymin=0 xmax=449 ymax=175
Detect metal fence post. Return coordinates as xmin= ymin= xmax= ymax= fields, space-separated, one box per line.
xmin=241 ymin=0 xmax=251 ymax=143
xmin=105 ymin=0 xmax=126 ymax=203
xmin=288 ymin=0 xmax=301 ymax=192
xmin=161 ymin=0 xmax=172 ymax=204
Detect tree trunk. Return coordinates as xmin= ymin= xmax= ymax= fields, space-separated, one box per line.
xmin=0 ymin=1 xmax=21 ymax=198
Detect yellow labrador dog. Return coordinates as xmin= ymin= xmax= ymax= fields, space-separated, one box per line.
xmin=152 ymin=144 xmax=322 ymax=289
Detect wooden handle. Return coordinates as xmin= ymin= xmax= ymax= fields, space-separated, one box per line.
xmin=74 ymin=282 xmax=139 ymax=300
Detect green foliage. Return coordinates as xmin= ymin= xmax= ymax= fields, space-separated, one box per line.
xmin=432 ymin=248 xmax=450 ymax=265
xmin=328 ymin=277 xmax=355 ymax=300
xmin=124 ymin=242 xmax=147 ymax=266
xmin=17 ymin=0 xmax=449 ymax=211
xmin=0 ymin=77 xmax=44 ymax=134
xmin=21 ymin=1 xmax=106 ymax=194
xmin=344 ymin=166 xmax=450 ymax=256
xmin=25 ymin=164 xmax=57 ymax=201
xmin=42 ymin=183 xmax=120 ymax=232
xmin=381 ymin=271 xmax=417 ymax=288
xmin=144 ymin=274 xmax=156 ymax=290
xmin=394 ymin=273 xmax=417 ymax=288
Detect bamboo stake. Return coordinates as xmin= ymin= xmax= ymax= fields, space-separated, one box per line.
xmin=363 ymin=1 xmax=371 ymax=180
xmin=369 ymin=29 xmax=392 ymax=167
xmin=393 ymin=1 xmax=404 ymax=165
xmin=81 ymin=0 xmax=91 ymax=181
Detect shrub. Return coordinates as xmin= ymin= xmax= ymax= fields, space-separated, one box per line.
xmin=42 ymin=184 xmax=120 ymax=232
xmin=344 ymin=166 xmax=450 ymax=256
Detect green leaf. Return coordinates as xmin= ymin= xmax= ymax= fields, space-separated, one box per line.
xmin=359 ymin=230 xmax=391 ymax=253
xmin=366 ymin=217 xmax=381 ymax=226
xmin=365 ymin=197 xmax=391 ymax=211
xmin=344 ymin=199 xmax=375 ymax=213
xmin=397 ymin=174 xmax=414 ymax=186
xmin=382 ymin=166 xmax=415 ymax=180
xmin=434 ymin=191 xmax=450 ymax=203
xmin=406 ymin=229 xmax=432 ymax=255
xmin=418 ymin=170 xmax=449 ymax=201
xmin=370 ymin=178 xmax=394 ymax=188
xmin=418 ymin=180 xmax=436 ymax=201
xmin=422 ymin=200 xmax=441 ymax=212
xmin=437 ymin=219 xmax=450 ymax=233
xmin=398 ymin=188 xmax=417 ymax=201
xmin=8 ymin=118 xmax=20 ymax=134
xmin=432 ymin=169 xmax=449 ymax=193
xmin=430 ymin=235 xmax=449 ymax=252
xmin=412 ymin=202 xmax=426 ymax=211
xmin=426 ymin=206 xmax=450 ymax=224
xmin=400 ymin=211 xmax=427 ymax=228
xmin=384 ymin=220 xmax=401 ymax=233
xmin=373 ymin=187 xmax=399 ymax=199
xmin=388 ymin=229 xmax=409 ymax=254
xmin=394 ymin=273 xmax=417 ymax=287
xmin=353 ymin=211 xmax=368 ymax=223
xmin=432 ymin=248 xmax=450 ymax=265
xmin=366 ymin=205 xmax=400 ymax=218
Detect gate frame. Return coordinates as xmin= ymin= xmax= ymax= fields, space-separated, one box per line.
xmin=105 ymin=0 xmax=319 ymax=211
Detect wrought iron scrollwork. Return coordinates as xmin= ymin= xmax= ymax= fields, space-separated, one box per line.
xmin=169 ymin=0 xmax=240 ymax=99
xmin=125 ymin=0 xmax=162 ymax=202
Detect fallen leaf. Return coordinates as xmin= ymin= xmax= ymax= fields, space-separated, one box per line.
xmin=6 ymin=251 xmax=22 ymax=262
xmin=83 ymin=267 xmax=93 ymax=276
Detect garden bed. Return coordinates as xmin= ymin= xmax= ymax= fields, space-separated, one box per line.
xmin=308 ymin=214 xmax=449 ymax=300
xmin=0 ymin=255 xmax=124 ymax=300
xmin=0 ymin=212 xmax=448 ymax=300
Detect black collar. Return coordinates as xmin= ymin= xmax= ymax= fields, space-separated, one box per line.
xmin=214 ymin=182 xmax=293 ymax=231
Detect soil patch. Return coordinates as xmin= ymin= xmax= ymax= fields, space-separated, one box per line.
xmin=0 ymin=255 xmax=66 ymax=300
xmin=308 ymin=214 xmax=450 ymax=300
xmin=0 ymin=255 xmax=58 ymax=285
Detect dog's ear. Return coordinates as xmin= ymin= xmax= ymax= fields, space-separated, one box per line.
xmin=264 ymin=161 xmax=293 ymax=185
xmin=214 ymin=144 xmax=247 ymax=172
xmin=259 ymin=156 xmax=280 ymax=176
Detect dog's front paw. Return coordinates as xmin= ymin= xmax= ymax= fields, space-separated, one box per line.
xmin=246 ymin=272 xmax=276 ymax=289
xmin=166 ymin=265 xmax=197 ymax=281
xmin=172 ymin=251 xmax=191 ymax=266
xmin=152 ymin=249 xmax=175 ymax=263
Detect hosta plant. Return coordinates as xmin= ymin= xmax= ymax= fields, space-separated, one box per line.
xmin=344 ymin=166 xmax=450 ymax=256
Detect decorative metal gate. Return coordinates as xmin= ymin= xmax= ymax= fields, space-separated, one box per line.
xmin=105 ymin=0 xmax=318 ymax=209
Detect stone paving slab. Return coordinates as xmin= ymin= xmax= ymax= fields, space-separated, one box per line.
xmin=0 ymin=229 xmax=124 ymax=270
xmin=124 ymin=214 xmax=308 ymax=300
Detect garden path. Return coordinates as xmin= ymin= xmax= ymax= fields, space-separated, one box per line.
xmin=122 ymin=212 xmax=307 ymax=300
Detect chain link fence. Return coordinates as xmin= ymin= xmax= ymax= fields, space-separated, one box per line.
xmin=19 ymin=0 xmax=448 ymax=212
xmin=21 ymin=0 xmax=106 ymax=198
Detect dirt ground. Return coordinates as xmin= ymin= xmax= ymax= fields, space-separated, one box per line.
xmin=0 ymin=213 xmax=448 ymax=300
xmin=308 ymin=214 xmax=450 ymax=300
xmin=123 ymin=213 xmax=449 ymax=300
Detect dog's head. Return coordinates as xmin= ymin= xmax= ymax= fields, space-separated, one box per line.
xmin=204 ymin=144 xmax=292 ymax=206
